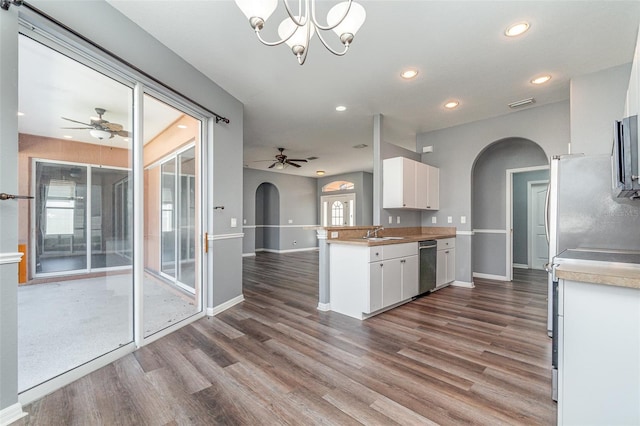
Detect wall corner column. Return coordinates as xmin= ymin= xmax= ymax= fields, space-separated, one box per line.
xmin=316 ymin=229 xmax=330 ymax=311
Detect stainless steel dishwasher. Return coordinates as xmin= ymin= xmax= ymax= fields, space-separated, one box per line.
xmin=418 ymin=240 xmax=437 ymax=295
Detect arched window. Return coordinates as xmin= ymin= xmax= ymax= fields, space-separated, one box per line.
xmin=331 ymin=201 xmax=344 ymax=226
xmin=322 ymin=180 xmax=355 ymax=192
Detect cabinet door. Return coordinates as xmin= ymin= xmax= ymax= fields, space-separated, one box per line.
xmin=415 ymin=162 xmax=428 ymax=210
xmin=382 ymin=258 xmax=402 ymax=307
xmin=367 ymin=262 xmax=383 ymax=313
xmin=426 ymin=165 xmax=439 ymax=210
xmin=445 ymin=248 xmax=455 ymax=283
xmin=383 ymin=157 xmax=416 ymax=208
xmin=401 ymin=255 xmax=419 ymax=299
xmin=436 ymin=249 xmax=447 ymax=287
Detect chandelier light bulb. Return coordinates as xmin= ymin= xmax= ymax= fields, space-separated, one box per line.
xmin=234 ymin=0 xmax=278 ymax=30
xmin=327 ymin=1 xmax=366 ymax=45
xmin=278 ymin=15 xmax=315 ymax=58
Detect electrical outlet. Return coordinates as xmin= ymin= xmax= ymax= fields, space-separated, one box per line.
xmin=396 ymin=216 xmax=400 ymax=224
xmin=331 ymin=232 xmax=339 ymax=238
xmin=431 ymin=216 xmax=437 ymax=224
xmin=447 ymin=216 xmax=453 ymax=224
xmin=293 ymin=241 xmax=297 ymax=245
xmin=243 ymin=218 xmax=247 ymax=225
xmin=461 ymin=216 xmax=466 ymax=224
xmin=388 ymin=216 xmax=393 ymax=224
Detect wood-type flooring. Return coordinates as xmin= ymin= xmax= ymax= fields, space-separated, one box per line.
xmin=18 ymin=251 xmax=557 ymax=425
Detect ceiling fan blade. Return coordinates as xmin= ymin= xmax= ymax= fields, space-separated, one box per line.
xmin=115 ymin=130 xmax=130 ymax=137
xmin=61 ymin=117 xmax=92 ymax=126
xmin=287 ymin=159 xmax=308 ymax=163
xmin=287 ymin=161 xmax=302 ymax=168
xmin=268 ymin=162 xmax=277 ymax=169
xmin=61 ymin=126 xmax=93 ymax=130
xmin=104 ymin=122 xmax=124 ymax=131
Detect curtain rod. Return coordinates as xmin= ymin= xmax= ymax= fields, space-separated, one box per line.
xmin=6 ymin=0 xmax=230 ymax=124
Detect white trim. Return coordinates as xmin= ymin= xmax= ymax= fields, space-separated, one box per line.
xmin=257 ymin=247 xmax=319 ymax=254
xmin=473 ymin=229 xmax=507 ymax=234
xmin=456 ymin=230 xmax=474 ymax=236
xmin=513 ymin=263 xmax=529 ymax=269
xmin=0 ymin=252 xmax=23 ymax=265
xmin=0 ymin=403 xmax=27 ymax=426
xmin=242 ymin=253 xmax=256 ymax=258
xmin=451 ymin=280 xmax=475 ymax=288
xmin=242 ymin=225 xmax=257 ymax=230
xmin=19 ymin=343 xmax=136 ymax=405
xmin=208 ymin=233 xmax=244 ymax=241
xmin=317 ymin=302 xmax=331 ymax=311
xmin=473 ymin=272 xmax=509 ymax=281
xmin=206 ymin=294 xmax=245 ymax=316
xmin=527 ymin=180 xmax=549 ymax=270
xmin=254 ymin=224 xmax=320 ymax=228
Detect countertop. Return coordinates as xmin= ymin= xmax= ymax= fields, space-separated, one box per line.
xmin=554 ymin=249 xmax=640 ymax=289
xmin=325 ymin=226 xmax=456 ymax=247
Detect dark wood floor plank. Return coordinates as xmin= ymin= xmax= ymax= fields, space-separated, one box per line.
xmin=19 ymin=252 xmax=557 ymax=425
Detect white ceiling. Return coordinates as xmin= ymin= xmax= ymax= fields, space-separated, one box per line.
xmin=33 ymin=1 xmax=640 ymax=177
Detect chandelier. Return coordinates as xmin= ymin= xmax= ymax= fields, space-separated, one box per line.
xmin=234 ymin=0 xmax=366 ymax=65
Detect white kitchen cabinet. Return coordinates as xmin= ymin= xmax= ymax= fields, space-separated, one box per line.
xmin=436 ymin=238 xmax=455 ymax=287
xmin=330 ymin=242 xmax=418 ymax=319
xmin=383 ymin=157 xmax=439 ymax=210
xmin=557 ymin=279 xmax=640 ymax=425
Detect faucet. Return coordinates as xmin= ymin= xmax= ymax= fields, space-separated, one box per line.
xmin=364 ymin=226 xmax=384 ymax=238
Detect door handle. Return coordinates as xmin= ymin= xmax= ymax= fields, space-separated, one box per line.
xmin=0 ymin=193 xmax=34 ymax=200
xmin=204 ymin=232 xmax=209 ymax=253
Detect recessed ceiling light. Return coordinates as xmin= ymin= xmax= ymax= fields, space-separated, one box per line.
xmin=531 ymin=75 xmax=552 ymax=85
xmin=177 ymin=124 xmax=188 ymax=129
xmin=63 ymin=135 xmax=73 ymax=139
xmin=335 ymin=105 xmax=347 ymax=112
xmin=316 ymin=170 xmax=326 ymax=176
xmin=401 ymin=69 xmax=419 ymax=79
xmin=444 ymin=101 xmax=459 ymax=109
xmin=505 ymin=21 xmax=530 ymax=37
xmin=17 ymin=112 xmax=24 ymax=116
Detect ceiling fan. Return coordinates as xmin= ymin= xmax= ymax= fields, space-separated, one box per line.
xmin=61 ymin=107 xmax=130 ymax=140
xmin=267 ymin=147 xmax=308 ymax=169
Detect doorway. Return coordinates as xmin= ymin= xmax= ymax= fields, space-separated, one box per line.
xmin=255 ymin=182 xmax=280 ymax=252
xmin=528 ymin=181 xmax=549 ymax=270
xmin=321 ymin=194 xmax=355 ymax=227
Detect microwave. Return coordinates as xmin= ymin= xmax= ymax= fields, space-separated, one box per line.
xmin=612 ymin=115 xmax=639 ymax=199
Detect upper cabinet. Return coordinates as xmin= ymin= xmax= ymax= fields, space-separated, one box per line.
xmin=383 ymin=157 xmax=439 ymax=210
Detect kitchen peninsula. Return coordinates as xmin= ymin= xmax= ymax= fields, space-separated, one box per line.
xmin=327 ymin=226 xmax=456 ymax=320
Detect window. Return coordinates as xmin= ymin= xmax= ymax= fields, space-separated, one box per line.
xmin=322 ymin=180 xmax=355 ymax=192
xmin=45 ymin=180 xmax=76 ymax=235
xmin=331 ymin=201 xmax=344 ymax=226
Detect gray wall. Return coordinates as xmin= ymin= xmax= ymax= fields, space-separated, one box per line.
xmin=380 ymin=142 xmax=422 ymax=228
xmin=1 ymin=0 xmax=244 ymax=412
xmin=571 ymin=63 xmax=632 ymax=155
xmin=417 ymin=101 xmax=570 ymax=283
xmin=471 ymin=138 xmax=548 ymax=276
xmin=317 ymin=171 xmax=373 ymax=226
xmin=243 ymin=168 xmax=318 ymax=255
xmin=513 ymin=169 xmax=549 ymax=265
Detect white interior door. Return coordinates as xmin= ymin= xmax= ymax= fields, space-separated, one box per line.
xmin=529 ymin=181 xmax=549 ymax=270
xmin=321 ymin=194 xmax=355 ymax=226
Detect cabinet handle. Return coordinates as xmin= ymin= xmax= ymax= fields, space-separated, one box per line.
xmin=375 ymin=252 xmax=379 ymax=257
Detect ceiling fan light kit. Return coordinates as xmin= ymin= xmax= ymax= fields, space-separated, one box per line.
xmin=89 ymin=129 xmax=112 ymax=140
xmin=234 ymin=0 xmax=366 ymax=65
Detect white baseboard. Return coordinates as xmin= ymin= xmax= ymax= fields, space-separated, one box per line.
xmin=473 ymin=272 xmax=509 ymax=281
xmin=317 ymin=302 xmax=331 ymax=311
xmin=513 ymin=263 xmax=528 ymax=269
xmin=242 ymin=253 xmax=256 ymax=257
xmin=451 ymin=280 xmax=475 ymax=288
xmin=0 ymin=403 xmax=27 ymax=426
xmin=206 ymin=294 xmax=245 ymax=316
xmin=255 ymin=247 xmax=319 ymax=254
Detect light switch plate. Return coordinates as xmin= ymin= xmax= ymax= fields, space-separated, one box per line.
xmin=396 ymin=216 xmax=400 ymax=224
xmin=288 ymin=219 xmax=293 ymax=224
xmin=231 ymin=218 xmax=237 ymax=228
xmin=461 ymin=216 xmax=466 ymax=224
xmin=447 ymin=216 xmax=453 ymax=223
xmin=431 ymin=217 xmax=437 ymax=224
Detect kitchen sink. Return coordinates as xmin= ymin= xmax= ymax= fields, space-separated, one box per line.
xmin=365 ymin=236 xmax=405 ymax=241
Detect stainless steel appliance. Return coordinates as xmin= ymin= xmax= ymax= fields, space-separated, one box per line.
xmin=545 ymin=153 xmax=640 ymax=400
xmin=418 ymin=240 xmax=437 ymax=294
xmin=612 ymin=115 xmax=639 ymax=199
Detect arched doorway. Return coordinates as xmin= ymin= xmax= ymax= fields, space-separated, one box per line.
xmin=471 ymin=137 xmax=548 ymax=281
xmin=255 ymin=182 xmax=280 ymax=252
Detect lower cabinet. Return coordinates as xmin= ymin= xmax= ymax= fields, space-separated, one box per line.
xmin=436 ymin=238 xmax=455 ymax=287
xmin=330 ymin=242 xmax=418 ymax=320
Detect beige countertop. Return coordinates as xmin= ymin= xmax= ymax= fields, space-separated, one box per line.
xmin=556 ymin=262 xmax=640 ymax=290
xmin=325 ymin=226 xmax=456 ymax=247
